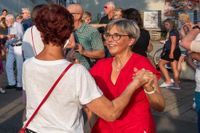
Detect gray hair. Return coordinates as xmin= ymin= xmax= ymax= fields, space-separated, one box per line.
xmin=105 ymin=1 xmax=115 ymax=9
xmin=106 ymin=18 xmax=140 ymax=41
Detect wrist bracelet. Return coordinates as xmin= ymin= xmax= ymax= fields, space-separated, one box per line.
xmin=144 ymin=87 xmax=157 ymax=95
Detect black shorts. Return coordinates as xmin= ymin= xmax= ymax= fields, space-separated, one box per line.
xmin=161 ymin=48 xmax=181 ymax=62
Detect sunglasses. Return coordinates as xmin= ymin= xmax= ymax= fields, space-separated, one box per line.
xmin=104 ymin=6 xmax=108 ymax=9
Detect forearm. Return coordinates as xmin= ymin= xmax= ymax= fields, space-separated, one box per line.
xmin=181 ymin=29 xmax=200 ymax=50
xmin=87 ymin=81 xmax=139 ymax=122
xmin=147 ymin=42 xmax=153 ymax=52
xmin=170 ymin=43 xmax=176 ymax=55
xmin=169 ymin=36 xmax=177 ymax=55
xmin=82 ymin=49 xmax=105 ymax=59
xmin=146 ymin=92 xmax=165 ymax=112
xmin=109 ymin=83 xmax=139 ymax=120
xmin=90 ymin=24 xmax=106 ymax=28
xmin=144 ymin=85 xmax=165 ymax=112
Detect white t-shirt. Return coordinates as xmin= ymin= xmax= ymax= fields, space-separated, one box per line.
xmin=22 ymin=25 xmax=44 ymax=60
xmin=22 ymin=58 xmax=103 ymax=133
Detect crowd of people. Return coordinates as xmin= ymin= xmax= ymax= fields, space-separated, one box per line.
xmin=0 ymin=1 xmax=199 ymax=133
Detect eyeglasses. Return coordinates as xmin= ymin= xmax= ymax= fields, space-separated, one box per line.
xmin=103 ymin=33 xmax=129 ymax=41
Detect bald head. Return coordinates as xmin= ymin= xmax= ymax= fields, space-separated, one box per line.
xmin=67 ymin=4 xmax=83 ymax=15
xmin=67 ymin=4 xmax=84 ymax=22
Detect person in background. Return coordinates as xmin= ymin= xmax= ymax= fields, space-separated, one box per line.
xmin=0 ymin=9 xmax=8 ymax=20
xmin=22 ymin=4 xmax=155 ymax=133
xmin=21 ymin=8 xmax=33 ymax=32
xmin=181 ymin=22 xmax=200 ymax=133
xmin=0 ymin=33 xmax=6 ymax=94
xmin=82 ymin=11 xmax=92 ymax=24
xmin=90 ymin=19 xmax=165 ymax=133
xmin=22 ymin=4 xmax=46 ymax=60
xmin=123 ymin=8 xmax=153 ymax=57
xmin=22 ymin=4 xmax=75 ymax=61
xmin=178 ymin=12 xmax=196 ymax=72
xmin=112 ymin=8 xmax=123 ymax=20
xmin=98 ymin=1 xmax=115 ymax=34
xmin=5 ymin=14 xmax=24 ymax=91
xmin=0 ymin=12 xmax=8 ymax=94
xmin=67 ymin=4 xmax=105 ymax=69
xmin=158 ymin=18 xmax=181 ymax=89
xmin=16 ymin=15 xmax=23 ymax=23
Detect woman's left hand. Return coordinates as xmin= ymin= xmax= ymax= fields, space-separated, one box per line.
xmin=75 ymin=44 xmax=85 ymax=55
xmin=132 ymin=68 xmax=155 ymax=89
xmin=143 ymin=74 xmax=157 ymax=92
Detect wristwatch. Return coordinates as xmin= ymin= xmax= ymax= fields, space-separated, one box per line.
xmin=192 ymin=25 xmax=200 ymax=31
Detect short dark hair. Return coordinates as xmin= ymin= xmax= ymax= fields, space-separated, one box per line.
xmin=123 ymin=8 xmax=143 ymax=28
xmin=35 ymin=4 xmax=74 ymax=46
xmin=2 ymin=9 xmax=8 ymax=13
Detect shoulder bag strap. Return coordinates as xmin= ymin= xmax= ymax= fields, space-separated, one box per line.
xmin=21 ymin=63 xmax=73 ymax=131
xmin=31 ymin=27 xmax=37 ymax=55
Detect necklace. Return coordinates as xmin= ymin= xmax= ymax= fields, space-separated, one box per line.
xmin=113 ymin=57 xmax=123 ymax=72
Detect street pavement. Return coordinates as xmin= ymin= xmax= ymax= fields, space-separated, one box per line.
xmin=0 ymin=41 xmax=198 ymax=133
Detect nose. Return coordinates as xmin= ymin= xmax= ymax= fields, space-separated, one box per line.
xmin=106 ymin=35 xmax=113 ymax=42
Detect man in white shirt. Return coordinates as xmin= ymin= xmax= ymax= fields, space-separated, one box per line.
xmin=22 ymin=4 xmax=45 ymax=60
xmin=5 ymin=14 xmax=24 ymax=90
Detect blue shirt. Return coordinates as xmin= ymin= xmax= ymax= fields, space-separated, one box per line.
xmin=22 ymin=18 xmax=33 ymax=32
xmin=164 ymin=29 xmax=180 ymax=50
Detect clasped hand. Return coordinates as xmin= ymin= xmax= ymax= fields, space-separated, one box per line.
xmin=130 ymin=68 xmax=155 ymax=90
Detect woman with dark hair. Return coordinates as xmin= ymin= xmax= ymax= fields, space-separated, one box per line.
xmin=158 ymin=18 xmax=181 ymax=89
xmin=123 ymin=8 xmax=153 ymax=57
xmin=22 ymin=4 xmax=155 ymax=133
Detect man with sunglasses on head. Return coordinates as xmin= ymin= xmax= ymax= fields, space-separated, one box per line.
xmin=98 ymin=1 xmax=116 ymax=58
xmin=98 ymin=1 xmax=115 ymax=34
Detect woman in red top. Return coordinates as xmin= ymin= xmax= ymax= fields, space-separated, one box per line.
xmin=90 ymin=19 xmax=165 ymax=133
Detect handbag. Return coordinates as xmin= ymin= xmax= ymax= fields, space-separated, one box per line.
xmin=19 ymin=63 xmax=73 ymax=133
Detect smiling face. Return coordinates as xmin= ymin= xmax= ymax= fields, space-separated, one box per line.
xmin=104 ymin=25 xmax=134 ymax=56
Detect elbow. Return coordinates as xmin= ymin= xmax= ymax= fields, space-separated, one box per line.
xmin=155 ymin=105 xmax=165 ymax=112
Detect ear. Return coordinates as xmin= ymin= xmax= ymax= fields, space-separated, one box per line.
xmin=128 ymin=38 xmax=136 ymax=46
